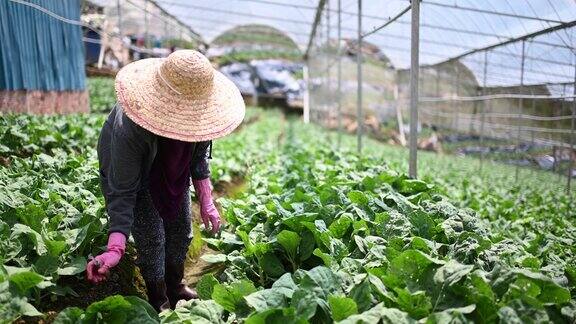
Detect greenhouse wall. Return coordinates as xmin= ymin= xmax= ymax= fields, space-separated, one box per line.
xmin=0 ymin=0 xmax=88 ymax=114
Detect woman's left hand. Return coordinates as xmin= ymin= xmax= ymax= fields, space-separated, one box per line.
xmin=200 ymin=200 xmax=221 ymax=234
xmin=193 ymin=178 xmax=221 ymax=234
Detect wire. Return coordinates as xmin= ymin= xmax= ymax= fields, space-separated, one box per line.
xmin=8 ymin=0 xmax=84 ymax=26
xmin=361 ymin=5 xmax=411 ymax=39
xmin=422 ymin=0 xmax=565 ymax=24
xmin=420 ymin=93 xmax=576 ymax=102
xmin=124 ymin=0 xmax=203 ymax=42
xmin=7 ymin=0 xmax=159 ymax=55
xmin=419 ymin=106 xmax=574 ymax=121
xmin=420 ymin=109 xmax=573 ymax=135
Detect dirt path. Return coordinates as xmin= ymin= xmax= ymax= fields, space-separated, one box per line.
xmin=184 ymin=176 xmax=247 ymax=286
xmin=183 ymin=113 xmax=287 ymax=287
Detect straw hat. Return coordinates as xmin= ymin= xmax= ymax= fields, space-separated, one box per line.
xmin=115 ymin=50 xmax=245 ymax=142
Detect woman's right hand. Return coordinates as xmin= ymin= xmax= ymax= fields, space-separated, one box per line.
xmin=86 ymin=232 xmax=126 ymax=284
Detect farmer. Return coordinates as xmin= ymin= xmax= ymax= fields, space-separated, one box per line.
xmin=86 ymin=50 xmax=245 ymax=311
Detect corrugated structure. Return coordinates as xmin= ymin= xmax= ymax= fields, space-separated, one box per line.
xmin=0 ymin=0 xmax=88 ymax=114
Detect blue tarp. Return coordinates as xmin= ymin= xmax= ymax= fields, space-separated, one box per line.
xmin=0 ymin=0 xmax=86 ymax=91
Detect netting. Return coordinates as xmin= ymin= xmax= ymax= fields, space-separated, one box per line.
xmin=307 ymin=0 xmax=575 ymax=189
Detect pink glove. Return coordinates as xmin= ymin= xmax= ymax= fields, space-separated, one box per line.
xmin=193 ymin=178 xmax=221 ymax=234
xmin=86 ymin=232 xmax=126 ymax=284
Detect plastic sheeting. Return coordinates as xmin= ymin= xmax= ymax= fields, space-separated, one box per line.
xmin=0 ymin=0 xmax=86 ymax=91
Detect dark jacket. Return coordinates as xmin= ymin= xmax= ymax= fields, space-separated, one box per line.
xmin=97 ymin=104 xmax=211 ymax=237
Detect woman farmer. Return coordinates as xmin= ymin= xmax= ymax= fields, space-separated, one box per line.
xmin=86 ymin=50 xmax=245 ymax=311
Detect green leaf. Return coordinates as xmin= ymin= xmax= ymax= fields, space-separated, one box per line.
xmin=433 ymin=260 xmax=473 ymax=286
xmin=425 ymin=305 xmax=475 ymax=324
xmin=57 ymin=256 xmax=86 ymax=276
xmin=277 ymin=230 xmax=301 ymax=261
xmin=196 ymin=274 xmax=219 ymax=300
xmin=0 ymin=295 xmax=43 ymax=321
xmin=394 ymin=288 xmax=432 ymax=319
xmin=290 ymin=288 xmax=318 ymax=320
xmin=492 ymin=268 xmax=571 ymax=305
xmin=6 ymin=267 xmax=46 ymax=294
xmin=245 ymin=288 xmax=288 ymax=312
xmin=212 ymin=280 xmax=257 ymax=313
xmin=54 ymin=307 xmax=85 ymax=323
xmin=201 ymin=254 xmax=227 ymax=264
xmin=271 ymin=273 xmax=298 ymax=298
xmin=34 ymin=255 xmax=59 ymax=275
xmin=329 ymin=214 xmax=353 ymax=239
xmin=389 ymin=250 xmax=444 ymax=290
xmin=298 ymin=229 xmax=316 ymax=262
xmin=337 ymin=303 xmax=416 ymax=324
xmin=313 ymin=248 xmax=333 ymax=267
xmin=298 ymin=266 xmax=341 ymax=300
xmin=188 ymin=220 xmax=204 ymax=259
xmin=11 ymin=224 xmax=47 ymax=255
xmin=82 ymin=295 xmax=159 ymax=323
xmin=45 ymin=239 xmax=67 ymax=257
xmin=328 ymin=295 xmax=358 ymax=321
xmin=349 ymin=278 xmax=373 ymax=312
xmin=260 ymin=253 xmax=286 ymax=278
xmin=348 ymin=191 xmax=369 ymax=206
xmin=245 ymin=307 xmax=306 ymax=324
xmin=160 ymin=299 xmax=224 ymax=323
xmin=395 ymin=179 xmax=430 ymax=195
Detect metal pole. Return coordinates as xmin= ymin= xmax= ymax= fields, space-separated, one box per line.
xmin=144 ymin=0 xmax=149 ymax=48
xmin=530 ymin=90 xmax=536 ymax=175
xmin=408 ymin=0 xmax=420 ymax=178
xmin=337 ymin=0 xmax=342 ymax=148
xmin=304 ymin=64 xmax=310 ymax=123
xmin=480 ymin=51 xmax=488 ymax=171
xmin=557 ymin=84 xmax=567 ymax=178
xmin=316 ymin=14 xmax=323 ymax=125
xmin=435 ymin=69 xmax=440 ymax=129
xmin=326 ymin=0 xmax=331 ymax=130
xmin=356 ymin=0 xmax=363 ymax=154
xmin=567 ymin=54 xmax=576 ymax=197
xmin=515 ymin=40 xmax=526 ymax=183
xmin=454 ymin=64 xmax=460 ymax=132
xmin=163 ymin=16 xmax=168 ymax=48
xmin=117 ymin=0 xmax=123 ymax=37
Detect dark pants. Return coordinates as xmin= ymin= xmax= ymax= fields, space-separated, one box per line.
xmin=132 ymin=189 xmax=192 ymax=282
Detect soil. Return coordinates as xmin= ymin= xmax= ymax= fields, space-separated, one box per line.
xmin=184 ymin=176 xmax=246 ymax=286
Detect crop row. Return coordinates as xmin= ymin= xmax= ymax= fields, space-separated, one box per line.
xmin=0 ymin=109 xmax=274 ymax=322
xmin=54 ymin=114 xmax=575 ymax=323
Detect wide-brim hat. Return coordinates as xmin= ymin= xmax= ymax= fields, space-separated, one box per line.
xmin=115 ymin=50 xmax=245 ymax=142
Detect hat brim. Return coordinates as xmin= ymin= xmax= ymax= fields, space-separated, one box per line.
xmin=114 ymin=58 xmax=246 ymax=142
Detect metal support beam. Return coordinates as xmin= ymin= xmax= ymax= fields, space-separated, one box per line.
xmin=431 ymin=20 xmax=576 ymax=68
xmin=568 ymin=55 xmax=576 ymax=197
xmin=453 ymin=64 xmax=460 ymax=132
xmin=361 ymin=5 xmax=411 ymax=39
xmin=303 ymin=65 xmax=310 ymax=124
xmin=515 ymin=40 xmax=526 ymax=183
xmin=357 ymin=0 xmax=363 ymax=154
xmin=409 ymin=0 xmax=420 ymax=178
xmin=144 ymin=0 xmax=149 ymax=48
xmin=337 ymin=0 xmax=342 ymax=148
xmin=422 ymin=0 xmax=566 ymax=24
xmin=326 ymin=0 xmax=331 ymax=130
xmin=304 ymin=0 xmax=327 ymax=60
xmin=117 ymin=0 xmax=122 ymax=36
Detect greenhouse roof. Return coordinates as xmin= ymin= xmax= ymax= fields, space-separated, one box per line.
xmin=154 ymin=0 xmax=575 ymax=87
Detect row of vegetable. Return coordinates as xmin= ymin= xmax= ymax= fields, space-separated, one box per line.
xmin=1 ymin=107 xmax=574 ymax=323
xmin=0 ymin=110 xmax=270 ymax=323
xmin=149 ymin=118 xmax=574 ymax=323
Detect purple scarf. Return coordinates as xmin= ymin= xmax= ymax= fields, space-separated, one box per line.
xmin=149 ymin=137 xmax=193 ymax=221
